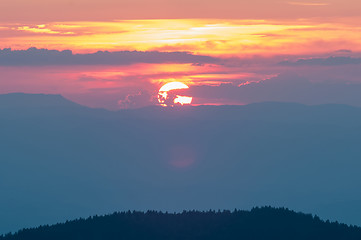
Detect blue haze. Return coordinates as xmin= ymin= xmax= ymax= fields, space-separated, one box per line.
xmin=1 ymin=93 xmax=361 ymax=233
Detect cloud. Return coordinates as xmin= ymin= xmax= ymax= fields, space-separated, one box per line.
xmin=334 ymin=49 xmax=352 ymax=54
xmin=0 ymin=48 xmax=219 ymax=66
xmin=118 ymin=90 xmax=155 ymax=109
xmin=189 ymin=74 xmax=361 ymax=107
xmin=287 ymin=1 xmax=329 ymax=6
xmin=279 ymin=56 xmax=361 ymax=66
xmin=17 ymin=26 xmax=72 ymax=35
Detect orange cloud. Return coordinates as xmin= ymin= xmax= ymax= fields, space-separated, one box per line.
xmin=1 ymin=19 xmax=361 ymax=57
xmin=17 ymin=25 xmax=74 ymax=35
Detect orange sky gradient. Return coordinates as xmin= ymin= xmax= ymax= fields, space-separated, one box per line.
xmin=1 ymin=0 xmax=360 ymax=22
xmin=1 ymin=0 xmax=361 ymax=109
xmin=1 ymin=19 xmax=361 ymax=56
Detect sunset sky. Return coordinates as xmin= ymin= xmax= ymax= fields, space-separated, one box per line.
xmin=3 ymin=1 xmax=361 ymax=234
xmin=1 ymin=0 xmax=361 ymax=109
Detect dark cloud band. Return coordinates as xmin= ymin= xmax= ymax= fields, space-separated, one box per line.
xmin=0 ymin=48 xmax=219 ymax=66
xmin=279 ymin=56 xmax=361 ymax=66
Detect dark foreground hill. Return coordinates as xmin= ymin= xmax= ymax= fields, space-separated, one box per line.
xmin=2 ymin=207 xmax=361 ymax=240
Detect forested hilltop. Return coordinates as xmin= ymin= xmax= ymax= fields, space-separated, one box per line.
xmin=2 ymin=207 xmax=361 ymax=240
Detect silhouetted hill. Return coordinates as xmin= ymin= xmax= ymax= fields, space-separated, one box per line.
xmin=2 ymin=207 xmax=361 ymax=240
xmin=0 ymin=93 xmax=80 ymax=109
xmin=2 ymin=93 xmax=361 ymax=233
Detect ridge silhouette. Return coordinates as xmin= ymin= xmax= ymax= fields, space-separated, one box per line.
xmin=2 ymin=207 xmax=361 ymax=240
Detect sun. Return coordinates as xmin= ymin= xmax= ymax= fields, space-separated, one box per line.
xmin=158 ymin=82 xmax=193 ymax=107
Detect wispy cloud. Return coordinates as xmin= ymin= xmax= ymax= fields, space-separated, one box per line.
xmin=17 ymin=25 xmax=74 ymax=35
xmin=287 ymin=1 xmax=329 ymax=6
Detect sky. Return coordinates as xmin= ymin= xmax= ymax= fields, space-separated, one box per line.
xmin=1 ymin=0 xmax=361 ymax=109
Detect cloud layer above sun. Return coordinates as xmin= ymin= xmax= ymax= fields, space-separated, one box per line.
xmin=2 ymin=19 xmax=361 ymax=56
xmin=1 ymin=16 xmax=361 ymax=109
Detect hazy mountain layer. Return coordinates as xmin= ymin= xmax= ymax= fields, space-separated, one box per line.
xmin=1 ymin=93 xmax=361 ymax=233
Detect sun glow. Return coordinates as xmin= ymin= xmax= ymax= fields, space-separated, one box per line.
xmin=159 ymin=82 xmax=189 ymax=92
xmin=158 ymin=82 xmax=193 ymax=107
xmin=174 ymin=96 xmax=193 ymax=105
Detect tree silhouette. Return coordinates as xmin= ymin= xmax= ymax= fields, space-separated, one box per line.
xmin=1 ymin=207 xmax=361 ymax=240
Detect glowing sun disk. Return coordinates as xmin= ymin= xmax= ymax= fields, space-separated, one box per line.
xmin=158 ymin=81 xmax=193 ymax=106
xmin=159 ymin=82 xmax=189 ymax=92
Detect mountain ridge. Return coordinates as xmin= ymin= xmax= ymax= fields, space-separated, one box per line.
xmin=0 ymin=93 xmax=81 ymax=109
xmin=2 ymin=207 xmax=361 ymax=240
xmin=1 ymin=92 xmax=361 ymax=111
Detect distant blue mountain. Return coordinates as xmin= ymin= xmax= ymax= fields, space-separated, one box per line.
xmin=1 ymin=93 xmax=361 ymax=234
xmin=0 ymin=93 xmax=80 ymax=108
